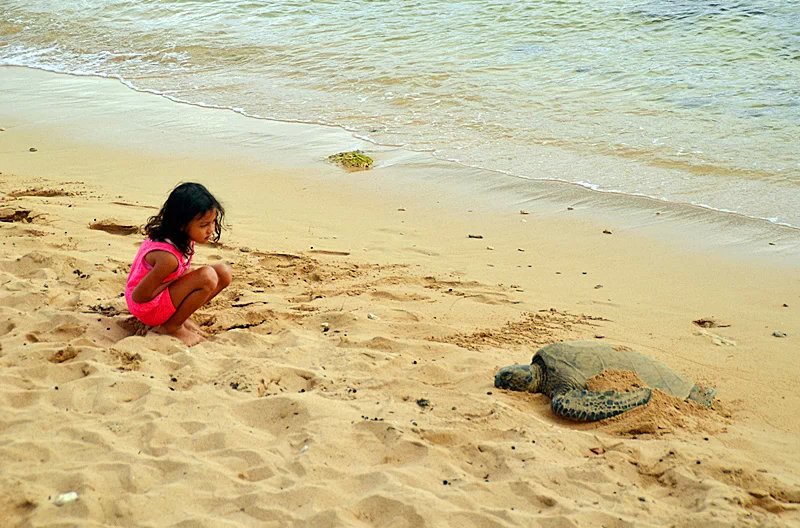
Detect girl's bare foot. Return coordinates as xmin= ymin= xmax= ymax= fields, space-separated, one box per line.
xmin=184 ymin=318 xmax=209 ymax=338
xmin=153 ymin=323 xmax=205 ymax=347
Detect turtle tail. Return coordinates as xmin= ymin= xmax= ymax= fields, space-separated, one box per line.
xmin=550 ymin=387 xmax=652 ymax=422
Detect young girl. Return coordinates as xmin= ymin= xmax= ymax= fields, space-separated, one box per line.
xmin=125 ymin=182 xmax=232 ymax=346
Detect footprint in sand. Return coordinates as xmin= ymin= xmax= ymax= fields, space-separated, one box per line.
xmin=354 ymin=421 xmax=429 ymax=465
xmin=351 ymin=495 xmax=425 ymax=527
xmin=88 ymin=219 xmax=141 ymax=236
xmin=0 ymin=207 xmax=34 ymax=223
xmin=0 ymin=251 xmax=92 ymax=280
xmin=237 ymin=465 xmax=275 ymax=482
xmin=0 ymin=320 xmax=16 ymax=336
xmin=233 ymin=397 xmax=311 ymax=437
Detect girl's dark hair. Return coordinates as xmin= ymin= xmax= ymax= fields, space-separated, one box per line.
xmin=144 ymin=182 xmax=225 ymax=256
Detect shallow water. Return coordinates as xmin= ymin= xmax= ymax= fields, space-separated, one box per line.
xmin=1 ymin=1 xmax=799 ymax=226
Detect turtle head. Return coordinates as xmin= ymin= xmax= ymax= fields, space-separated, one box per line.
xmin=494 ymin=363 xmax=542 ymax=393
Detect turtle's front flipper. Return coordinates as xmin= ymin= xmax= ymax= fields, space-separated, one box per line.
xmin=550 ymin=387 xmax=652 ymax=422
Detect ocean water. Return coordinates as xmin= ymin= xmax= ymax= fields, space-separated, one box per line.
xmin=2 ymin=1 xmax=799 ymax=227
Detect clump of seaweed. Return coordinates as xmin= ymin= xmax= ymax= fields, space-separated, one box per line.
xmin=327 ymin=150 xmax=373 ymax=171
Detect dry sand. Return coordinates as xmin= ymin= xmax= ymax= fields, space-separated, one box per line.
xmin=1 ymin=67 xmax=799 ymax=527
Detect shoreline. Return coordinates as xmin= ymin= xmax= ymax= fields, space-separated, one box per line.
xmin=2 ymin=65 xmax=800 ymax=525
xmin=4 ymin=64 xmax=800 ymax=244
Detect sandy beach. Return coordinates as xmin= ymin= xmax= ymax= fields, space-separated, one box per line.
xmin=1 ymin=67 xmax=799 ymax=527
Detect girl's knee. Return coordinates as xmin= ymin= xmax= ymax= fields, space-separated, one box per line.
xmin=214 ymin=263 xmax=232 ymax=289
xmin=197 ymin=266 xmax=219 ymax=291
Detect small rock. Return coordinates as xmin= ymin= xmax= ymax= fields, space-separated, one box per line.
xmin=517 ymin=248 xmax=525 ymax=252
xmin=693 ymin=318 xmax=730 ymax=329
xmin=416 ymin=398 xmax=430 ymax=408
xmin=321 ymin=322 xmax=330 ymax=332
xmin=594 ymin=334 xmax=605 ymax=339
xmin=772 ymin=331 xmax=787 ymax=338
xmin=468 ymin=234 xmax=484 ymax=239
xmin=519 ymin=210 xmax=529 ymax=215
xmin=327 ymin=150 xmax=373 ymax=170
xmin=567 ymin=207 xmax=574 ymax=211
xmin=367 ymin=313 xmax=378 ymax=320
xmin=54 ymin=491 xmax=78 ymax=506
xmin=602 ymin=229 xmax=612 ymax=235
xmin=486 ymin=246 xmax=494 ymax=250
xmin=594 ymin=284 xmax=603 ymax=289
xmin=589 ymin=446 xmax=605 ymax=455
xmin=29 ymin=147 xmax=38 ymax=152
xmin=782 ymin=303 xmax=789 ymax=308
xmin=397 ymin=208 xmax=406 ymax=211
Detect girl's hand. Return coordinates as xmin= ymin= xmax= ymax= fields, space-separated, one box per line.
xmin=131 ymin=250 xmax=179 ymax=303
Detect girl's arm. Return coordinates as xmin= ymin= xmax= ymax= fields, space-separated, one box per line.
xmin=131 ymin=251 xmax=180 ymax=304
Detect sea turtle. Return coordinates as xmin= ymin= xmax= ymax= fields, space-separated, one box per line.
xmin=494 ymin=341 xmax=715 ymax=422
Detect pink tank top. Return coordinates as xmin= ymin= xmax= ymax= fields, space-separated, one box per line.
xmin=126 ymin=239 xmax=194 ymax=298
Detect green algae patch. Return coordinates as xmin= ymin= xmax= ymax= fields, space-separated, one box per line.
xmin=327 ymin=150 xmax=374 ymax=171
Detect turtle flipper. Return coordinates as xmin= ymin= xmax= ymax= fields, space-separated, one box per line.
xmin=550 ymin=387 xmax=652 ymax=421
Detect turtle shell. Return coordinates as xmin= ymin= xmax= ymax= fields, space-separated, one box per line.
xmin=534 ymin=341 xmax=695 ymax=399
